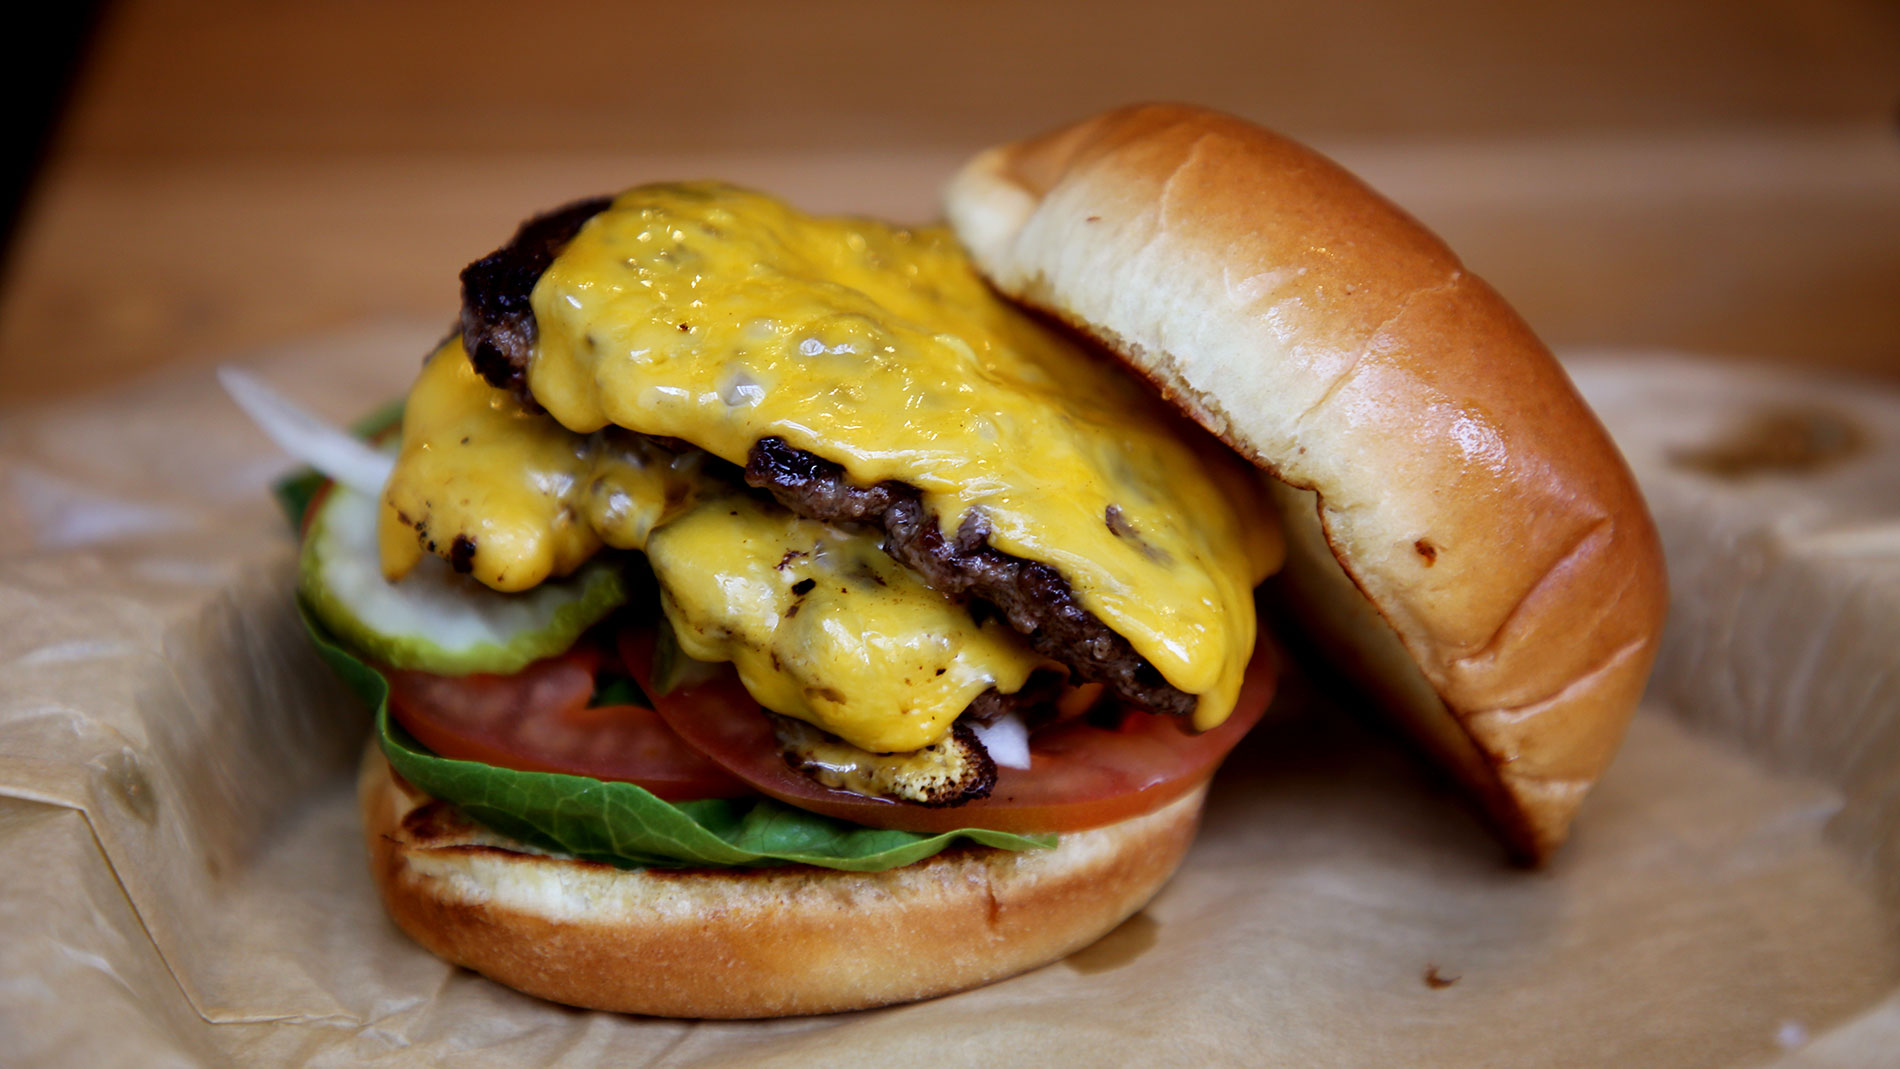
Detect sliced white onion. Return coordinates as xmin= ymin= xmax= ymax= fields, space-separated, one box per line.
xmin=970 ymin=713 xmax=1032 ymax=770
xmin=218 ymin=366 xmax=395 ymax=496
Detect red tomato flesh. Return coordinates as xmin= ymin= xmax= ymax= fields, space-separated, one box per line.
xmin=619 ymin=628 xmax=1278 ymax=834
xmin=383 ymin=645 xmax=752 ymax=801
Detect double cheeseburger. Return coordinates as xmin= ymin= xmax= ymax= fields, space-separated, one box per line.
xmin=293 ymin=104 xmax=1665 ymax=1018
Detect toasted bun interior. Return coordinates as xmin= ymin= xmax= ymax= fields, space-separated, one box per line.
xmin=360 ymin=746 xmax=1206 ymax=1017
xmin=945 ymin=103 xmax=1667 ymax=860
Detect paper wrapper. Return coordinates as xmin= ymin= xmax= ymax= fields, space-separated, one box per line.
xmin=3 ymin=324 xmax=1897 ymax=1066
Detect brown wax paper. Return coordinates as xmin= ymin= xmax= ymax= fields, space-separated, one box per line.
xmin=2 ymin=325 xmax=1897 ymax=1066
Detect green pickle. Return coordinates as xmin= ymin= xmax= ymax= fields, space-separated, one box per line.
xmin=300 ymin=481 xmax=626 ymax=676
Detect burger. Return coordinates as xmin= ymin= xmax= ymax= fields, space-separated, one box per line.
xmin=275 ymin=103 xmax=1666 ymax=1018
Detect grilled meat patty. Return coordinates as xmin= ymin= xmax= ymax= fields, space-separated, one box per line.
xmin=459 ymin=196 xmax=1196 ymax=721
xmin=745 ymin=438 xmax=1193 ymax=718
xmin=460 ymin=196 xmax=612 ymax=406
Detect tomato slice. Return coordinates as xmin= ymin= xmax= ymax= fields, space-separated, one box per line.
xmin=383 ymin=645 xmax=752 ymax=800
xmin=620 ymin=628 xmax=1278 ymax=834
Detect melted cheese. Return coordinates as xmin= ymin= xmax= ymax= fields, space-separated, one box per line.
xmin=649 ymin=492 xmax=1039 ymax=752
xmin=381 ymin=339 xmax=704 ymax=591
xmin=381 ymin=339 xmax=1039 ymax=752
xmin=773 ymin=714 xmax=991 ymax=804
xmin=527 ymin=184 xmax=1281 ymax=728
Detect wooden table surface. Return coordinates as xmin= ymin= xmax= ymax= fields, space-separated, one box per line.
xmin=3 ymin=0 xmax=1897 ymax=408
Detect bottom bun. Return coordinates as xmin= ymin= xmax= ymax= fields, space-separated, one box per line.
xmin=359 ymin=744 xmax=1206 ymax=1017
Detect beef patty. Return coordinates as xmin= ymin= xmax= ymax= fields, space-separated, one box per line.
xmin=744 ymin=439 xmax=1193 ymax=717
xmin=459 ymin=197 xmax=1197 ymax=720
xmin=460 ymin=196 xmax=612 ymax=406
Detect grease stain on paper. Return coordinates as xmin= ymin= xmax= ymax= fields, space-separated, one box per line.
xmin=92 ymin=748 xmax=157 ymax=825
xmin=1669 ymin=404 xmax=1868 ymax=479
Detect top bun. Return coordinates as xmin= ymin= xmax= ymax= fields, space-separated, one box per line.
xmin=945 ymin=103 xmax=1667 ymax=861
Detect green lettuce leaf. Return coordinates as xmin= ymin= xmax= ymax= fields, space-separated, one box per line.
xmin=302 ymin=600 xmax=1052 ymax=870
xmin=278 ymin=432 xmax=1055 ymax=871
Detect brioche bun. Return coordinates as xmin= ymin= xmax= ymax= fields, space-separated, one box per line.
xmin=360 ymin=746 xmax=1205 ymax=1018
xmin=945 ymin=103 xmax=1667 ymax=861
xmin=356 ymin=103 xmax=1664 ymax=1019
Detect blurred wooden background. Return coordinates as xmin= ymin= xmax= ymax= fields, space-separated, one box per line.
xmin=2 ymin=0 xmax=1897 ymax=407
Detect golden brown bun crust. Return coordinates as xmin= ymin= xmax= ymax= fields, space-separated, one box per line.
xmin=946 ymin=103 xmax=1667 ymax=861
xmin=359 ymin=746 xmax=1204 ymax=1017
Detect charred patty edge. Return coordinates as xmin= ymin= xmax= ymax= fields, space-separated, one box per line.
xmin=459 ymin=195 xmax=613 ymax=405
xmin=772 ymin=715 xmax=999 ymax=807
xmin=456 ymin=199 xmax=1196 ymax=720
xmin=745 ymin=436 xmax=1195 ymax=718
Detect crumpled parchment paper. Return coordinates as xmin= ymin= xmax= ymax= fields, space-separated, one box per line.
xmin=2 ymin=324 xmax=1896 ymax=1067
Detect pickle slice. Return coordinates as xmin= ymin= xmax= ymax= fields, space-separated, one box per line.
xmin=300 ymin=482 xmax=624 ymax=675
